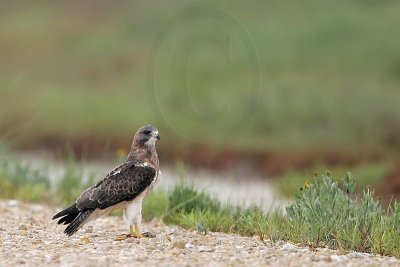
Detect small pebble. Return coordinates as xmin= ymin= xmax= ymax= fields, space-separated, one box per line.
xmin=185 ymin=243 xmax=195 ymax=249
xmin=198 ymin=246 xmax=214 ymax=252
xmin=84 ymin=225 xmax=94 ymax=233
xmin=171 ymin=241 xmax=186 ymax=249
xmin=80 ymin=236 xmax=90 ymax=244
xmin=18 ymin=224 xmax=28 ymax=230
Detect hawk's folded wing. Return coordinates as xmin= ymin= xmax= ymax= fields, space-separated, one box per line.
xmin=76 ymin=162 xmax=157 ymax=211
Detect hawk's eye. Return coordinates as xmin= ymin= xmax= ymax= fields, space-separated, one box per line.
xmin=143 ymin=130 xmax=152 ymax=135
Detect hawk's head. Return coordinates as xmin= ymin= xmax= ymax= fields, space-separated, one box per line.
xmin=134 ymin=125 xmax=160 ymax=148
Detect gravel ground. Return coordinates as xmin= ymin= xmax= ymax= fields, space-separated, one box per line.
xmin=0 ymin=200 xmax=399 ymax=267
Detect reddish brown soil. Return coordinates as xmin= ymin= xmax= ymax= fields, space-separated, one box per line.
xmin=376 ymin=162 xmax=400 ymax=205
xmin=10 ymin=134 xmax=393 ymax=177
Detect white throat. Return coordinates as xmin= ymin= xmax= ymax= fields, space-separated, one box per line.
xmin=144 ymin=137 xmax=157 ymax=148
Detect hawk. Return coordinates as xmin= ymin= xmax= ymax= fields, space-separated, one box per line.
xmin=52 ymin=125 xmax=161 ymax=238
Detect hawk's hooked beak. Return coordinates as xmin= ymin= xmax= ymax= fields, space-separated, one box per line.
xmin=152 ymin=131 xmax=160 ymax=140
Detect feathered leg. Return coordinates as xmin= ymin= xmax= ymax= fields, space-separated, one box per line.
xmin=123 ymin=200 xmax=144 ymax=238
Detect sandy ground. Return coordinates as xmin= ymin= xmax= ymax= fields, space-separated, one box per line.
xmin=0 ymin=200 xmax=399 ymax=267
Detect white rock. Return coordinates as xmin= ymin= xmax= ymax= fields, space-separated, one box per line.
xmin=185 ymin=243 xmax=195 ymax=249
xmin=275 ymin=240 xmax=285 ymax=246
xmin=280 ymin=243 xmax=297 ymax=252
xmin=198 ymin=246 xmax=214 ymax=252
xmin=331 ymin=255 xmax=349 ymax=262
xmin=347 ymin=252 xmax=370 ymax=259
xmin=297 ymin=248 xmax=309 ymax=253
xmin=7 ymin=200 xmax=19 ymax=206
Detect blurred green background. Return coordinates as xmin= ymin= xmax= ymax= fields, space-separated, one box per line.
xmin=0 ymin=1 xmax=399 ymax=170
xmin=2 ymin=2 xmax=400 ymax=250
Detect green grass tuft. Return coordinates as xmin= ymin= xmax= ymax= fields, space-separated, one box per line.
xmin=0 ymin=160 xmax=50 ymax=202
xmin=275 ymin=162 xmax=390 ymax=197
xmin=55 ymin=160 xmax=97 ymax=205
xmin=283 ymin=172 xmax=400 ymax=256
xmin=142 ymin=189 xmax=168 ymax=222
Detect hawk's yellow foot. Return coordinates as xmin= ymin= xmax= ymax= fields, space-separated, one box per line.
xmin=130 ymin=232 xmax=145 ymax=238
xmin=129 ymin=224 xmax=145 ymax=239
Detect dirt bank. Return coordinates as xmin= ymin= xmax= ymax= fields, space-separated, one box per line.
xmin=11 ymin=132 xmax=392 ymax=176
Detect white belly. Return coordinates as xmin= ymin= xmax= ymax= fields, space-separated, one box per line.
xmin=123 ymin=195 xmax=144 ymax=226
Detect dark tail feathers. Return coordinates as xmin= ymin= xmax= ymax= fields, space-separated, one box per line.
xmin=64 ymin=209 xmax=93 ymax=236
xmin=52 ymin=203 xmax=93 ymax=236
xmin=52 ymin=203 xmax=79 ymax=221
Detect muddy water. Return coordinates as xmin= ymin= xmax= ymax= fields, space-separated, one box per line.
xmin=14 ymin=151 xmax=288 ymax=211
